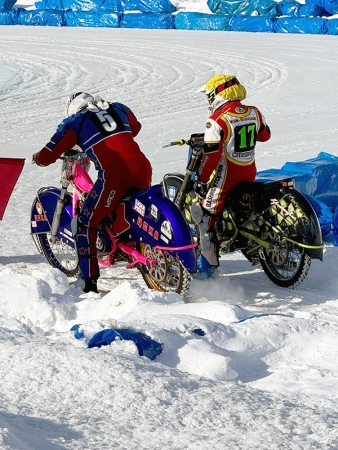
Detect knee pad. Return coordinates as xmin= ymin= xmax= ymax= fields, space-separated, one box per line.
xmin=191 ymin=201 xmax=204 ymax=225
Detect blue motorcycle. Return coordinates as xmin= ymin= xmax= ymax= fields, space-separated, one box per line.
xmin=30 ymin=150 xmax=197 ymax=298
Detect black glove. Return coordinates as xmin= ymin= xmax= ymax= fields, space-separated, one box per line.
xmin=63 ymin=149 xmax=80 ymax=157
xmin=189 ymin=133 xmax=205 ymax=149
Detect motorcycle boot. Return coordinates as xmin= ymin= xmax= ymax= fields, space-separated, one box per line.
xmin=190 ymin=200 xmax=220 ymax=267
xmin=70 ymin=276 xmax=98 ymax=293
xmin=83 ymin=277 xmax=98 ymax=293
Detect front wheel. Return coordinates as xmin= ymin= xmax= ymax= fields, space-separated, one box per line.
xmin=259 ymin=231 xmax=311 ymax=288
xmin=138 ymin=243 xmax=191 ymax=299
xmin=37 ymin=232 xmax=79 ymax=277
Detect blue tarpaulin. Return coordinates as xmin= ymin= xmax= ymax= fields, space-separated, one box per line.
xmin=207 ymin=0 xmax=277 ymax=15
xmin=62 ymin=0 xmax=104 ymax=12
xmin=326 ymin=18 xmax=338 ymax=34
xmin=0 ymin=9 xmax=17 ymax=22
xmin=65 ymin=10 xmax=119 ymax=26
xmin=298 ymin=3 xmax=326 ymax=16
xmin=18 ymin=9 xmax=66 ymax=25
xmin=257 ymin=152 xmax=338 ymax=244
xmin=276 ymin=1 xmax=301 ymax=15
xmin=71 ymin=325 xmax=163 ymax=360
xmin=306 ymin=0 xmax=338 ymax=15
xmin=174 ymin=12 xmax=232 ymax=30
xmin=0 ymin=0 xmax=15 ymax=10
xmin=230 ymin=15 xmax=275 ymax=32
xmin=35 ymin=0 xmax=64 ymax=10
xmin=120 ymin=12 xmax=174 ymax=28
xmin=276 ymin=1 xmax=326 ymax=16
xmin=273 ymin=16 xmax=328 ymax=33
xmin=123 ymin=0 xmax=175 ymax=13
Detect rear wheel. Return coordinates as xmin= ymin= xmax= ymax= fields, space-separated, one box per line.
xmin=138 ymin=243 xmax=191 ymax=299
xmin=37 ymin=232 xmax=79 ymax=277
xmin=258 ymin=193 xmax=313 ymax=289
xmin=259 ymin=231 xmax=311 ymax=288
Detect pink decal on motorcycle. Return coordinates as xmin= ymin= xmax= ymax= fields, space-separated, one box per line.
xmin=148 ymin=226 xmax=154 ymax=237
xmin=156 ymin=242 xmax=198 ymax=251
xmin=154 ymin=230 xmax=159 ymax=240
xmin=143 ymin=221 xmax=148 ymax=232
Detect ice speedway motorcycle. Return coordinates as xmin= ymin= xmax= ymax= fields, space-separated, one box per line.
xmin=161 ymin=134 xmax=324 ymax=288
xmin=30 ymin=150 xmax=197 ymax=298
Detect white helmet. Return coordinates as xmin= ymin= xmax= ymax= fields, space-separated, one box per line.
xmin=65 ymin=92 xmax=95 ymax=117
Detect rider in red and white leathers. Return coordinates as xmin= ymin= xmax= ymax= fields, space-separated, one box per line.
xmin=194 ymin=74 xmax=271 ymax=268
xmin=33 ymin=93 xmax=152 ymax=293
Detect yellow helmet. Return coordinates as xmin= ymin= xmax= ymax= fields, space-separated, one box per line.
xmin=198 ymin=74 xmax=247 ymax=105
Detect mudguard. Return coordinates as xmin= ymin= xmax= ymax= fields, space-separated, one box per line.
xmin=162 ymin=173 xmax=185 ymax=202
xmin=123 ymin=184 xmax=197 ymax=273
xmin=280 ymin=186 xmax=323 ymax=261
xmin=235 ymin=179 xmax=324 ymax=261
xmin=30 ymin=187 xmax=74 ymax=247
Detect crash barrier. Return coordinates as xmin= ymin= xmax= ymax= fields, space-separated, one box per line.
xmin=256 ymin=152 xmax=338 ymax=245
xmin=1 ymin=0 xmax=338 ymax=34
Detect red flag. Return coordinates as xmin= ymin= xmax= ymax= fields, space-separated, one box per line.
xmin=0 ymin=157 xmax=25 ymax=220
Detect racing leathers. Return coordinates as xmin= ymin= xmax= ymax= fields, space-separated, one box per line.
xmin=195 ymin=99 xmax=271 ymax=266
xmin=34 ymin=102 xmax=152 ymax=285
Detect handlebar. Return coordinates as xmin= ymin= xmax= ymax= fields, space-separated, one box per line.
xmin=162 ymin=139 xmax=187 ymax=148
xmin=162 ymin=133 xmax=205 ymax=149
xmin=59 ymin=150 xmax=87 ymax=161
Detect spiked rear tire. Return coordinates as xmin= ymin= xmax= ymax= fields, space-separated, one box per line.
xmin=138 ymin=243 xmax=191 ymax=299
xmin=259 ymin=238 xmax=311 ymax=288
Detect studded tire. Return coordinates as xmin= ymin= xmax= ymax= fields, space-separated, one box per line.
xmin=138 ymin=243 xmax=191 ymax=299
xmin=37 ymin=232 xmax=79 ymax=277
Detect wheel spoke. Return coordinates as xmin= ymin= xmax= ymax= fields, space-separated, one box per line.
xmin=38 ymin=233 xmax=79 ymax=277
xmin=138 ymin=243 xmax=191 ymax=298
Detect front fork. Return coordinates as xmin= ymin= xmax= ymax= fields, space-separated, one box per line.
xmin=50 ymin=180 xmax=70 ymax=244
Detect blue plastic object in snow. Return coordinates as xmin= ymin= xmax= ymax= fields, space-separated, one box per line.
xmin=70 ymin=324 xmax=85 ymax=339
xmin=87 ymin=329 xmax=163 ymax=360
xmin=71 ymin=325 xmax=162 ymax=360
